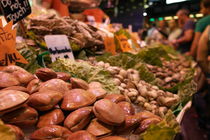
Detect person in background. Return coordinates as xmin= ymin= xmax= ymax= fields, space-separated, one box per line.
xmin=147 ymin=23 xmax=156 ymax=37
xmin=172 ymin=9 xmax=195 ymax=53
xmin=196 ymin=25 xmax=210 ymax=139
xmin=157 ymin=20 xmax=169 ymax=38
xmin=82 ymin=0 xmax=109 ymax=23
xmin=197 ymin=26 xmax=210 ymax=74
xmin=42 ymin=0 xmax=69 ymax=17
xmin=83 ymin=8 xmax=109 ymax=23
xmin=146 ymin=21 xmax=169 ymax=44
xmin=168 ymin=20 xmax=182 ymax=41
xmin=188 ymin=0 xmax=210 ymax=58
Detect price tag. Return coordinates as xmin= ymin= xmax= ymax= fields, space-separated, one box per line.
xmin=0 ymin=20 xmax=28 ymax=69
xmin=44 ymin=35 xmax=74 ymax=62
xmin=104 ymin=36 xmax=116 ymax=55
xmin=0 ymin=0 xmax=31 ymax=24
xmin=116 ymin=34 xmax=132 ymax=52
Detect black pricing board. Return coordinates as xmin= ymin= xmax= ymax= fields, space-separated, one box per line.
xmin=0 ymin=0 xmax=31 ymax=24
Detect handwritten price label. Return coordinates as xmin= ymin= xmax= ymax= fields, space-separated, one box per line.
xmin=116 ymin=35 xmax=131 ymax=52
xmin=0 ymin=20 xmax=28 ymax=69
xmin=44 ymin=35 xmax=74 ymax=62
xmin=104 ymin=37 xmax=116 ymax=55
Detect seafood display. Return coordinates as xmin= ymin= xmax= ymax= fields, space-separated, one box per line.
xmin=0 ymin=66 xmax=164 ymax=140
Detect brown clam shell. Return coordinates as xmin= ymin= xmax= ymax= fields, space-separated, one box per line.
xmin=99 ymin=136 xmax=128 ymax=140
xmin=3 ymin=66 xmax=35 ymax=85
xmin=64 ymin=106 xmax=92 ymax=132
xmin=93 ymin=99 xmax=125 ymax=126
xmin=28 ymin=90 xmax=63 ymax=111
xmin=135 ymin=111 xmax=162 ymax=122
xmin=117 ymin=102 xmax=135 ymax=116
xmin=0 ymin=90 xmax=29 ymax=115
xmin=104 ymin=94 xmax=126 ymax=103
xmin=12 ymin=70 xmax=35 ymax=85
xmin=35 ymin=68 xmax=57 ymax=81
xmin=87 ymin=88 xmax=107 ymax=99
xmin=2 ymin=65 xmax=25 ymax=73
xmin=61 ymin=89 xmax=96 ymax=111
xmin=116 ymin=115 xmax=140 ymax=134
xmin=39 ymin=79 xmax=70 ymax=94
xmin=70 ymin=78 xmax=89 ymax=90
xmin=67 ymin=130 xmax=96 ymax=140
xmin=0 ymin=72 xmax=20 ymax=88
xmin=134 ymin=117 xmax=161 ymax=134
xmin=2 ymin=86 xmax=28 ymax=93
xmin=56 ymin=72 xmax=71 ymax=81
xmin=26 ymin=79 xmax=42 ymax=94
xmin=89 ymin=82 xmax=103 ymax=89
xmin=5 ymin=124 xmax=24 ymax=140
xmin=2 ymin=106 xmax=38 ymax=127
xmin=37 ymin=109 xmax=65 ymax=128
xmin=30 ymin=125 xmax=72 ymax=140
xmin=86 ymin=118 xmax=113 ymax=137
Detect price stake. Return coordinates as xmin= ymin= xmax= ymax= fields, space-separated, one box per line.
xmin=44 ymin=35 xmax=75 ymax=62
xmin=104 ymin=36 xmax=116 ymax=55
xmin=0 ymin=19 xmax=28 ymax=69
xmin=116 ymin=34 xmax=132 ymax=52
xmin=0 ymin=0 xmax=31 ymax=24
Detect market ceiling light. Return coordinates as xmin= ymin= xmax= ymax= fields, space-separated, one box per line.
xmin=164 ymin=16 xmax=173 ymax=20
xmin=144 ymin=4 xmax=149 ymax=9
xmin=173 ymin=16 xmax=178 ymax=19
xmin=190 ymin=14 xmax=194 ymax=18
xmin=143 ymin=12 xmax=147 ymax=16
xmin=195 ymin=14 xmax=203 ymax=18
xmin=166 ymin=0 xmax=189 ymax=4
xmin=148 ymin=2 xmax=153 ymax=5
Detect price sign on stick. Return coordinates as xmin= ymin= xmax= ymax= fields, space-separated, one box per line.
xmin=116 ymin=34 xmax=132 ymax=52
xmin=104 ymin=36 xmax=116 ymax=55
xmin=0 ymin=19 xmax=28 ymax=69
xmin=44 ymin=35 xmax=75 ymax=62
xmin=0 ymin=0 xmax=31 ymax=24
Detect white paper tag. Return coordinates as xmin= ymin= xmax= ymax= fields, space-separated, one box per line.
xmin=44 ymin=35 xmax=74 ymax=62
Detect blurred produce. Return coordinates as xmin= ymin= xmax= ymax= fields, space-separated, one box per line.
xmin=95 ymin=45 xmax=196 ymax=93
xmin=87 ymin=60 xmax=180 ymax=117
xmin=50 ymin=58 xmax=119 ymax=93
xmin=27 ymin=15 xmax=104 ymax=52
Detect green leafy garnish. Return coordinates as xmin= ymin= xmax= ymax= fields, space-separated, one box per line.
xmin=50 ymin=59 xmax=119 ymax=93
xmin=140 ymin=111 xmax=180 ymax=140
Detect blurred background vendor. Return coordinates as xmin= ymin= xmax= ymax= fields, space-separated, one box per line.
xmin=82 ymin=0 xmax=109 ymax=23
xmin=42 ymin=0 xmax=69 ymax=16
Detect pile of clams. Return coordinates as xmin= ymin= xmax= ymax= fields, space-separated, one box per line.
xmin=146 ymin=57 xmax=191 ymax=89
xmin=0 ymin=66 xmax=162 ymax=140
xmin=87 ymin=60 xmax=180 ymax=117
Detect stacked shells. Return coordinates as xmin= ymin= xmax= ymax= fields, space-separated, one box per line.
xmin=146 ymin=58 xmax=191 ymax=89
xmin=93 ymin=61 xmax=180 ymax=117
xmin=0 ymin=66 xmax=162 ymax=140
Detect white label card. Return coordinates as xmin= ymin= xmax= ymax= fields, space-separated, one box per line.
xmin=44 ymin=35 xmax=74 ymax=62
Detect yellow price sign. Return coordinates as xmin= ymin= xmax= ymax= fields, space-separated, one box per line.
xmin=116 ymin=34 xmax=132 ymax=52
xmin=104 ymin=36 xmax=116 ymax=55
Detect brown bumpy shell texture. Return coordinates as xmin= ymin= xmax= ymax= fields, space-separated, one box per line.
xmin=67 ymin=130 xmax=96 ymax=140
xmin=28 ymin=90 xmax=63 ymax=111
xmin=93 ymin=99 xmax=125 ymax=126
xmin=61 ymin=89 xmax=96 ymax=111
xmin=0 ymin=90 xmax=29 ymax=115
xmin=30 ymin=125 xmax=72 ymax=140
xmin=37 ymin=109 xmax=65 ymax=128
xmin=64 ymin=106 xmax=93 ymax=132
